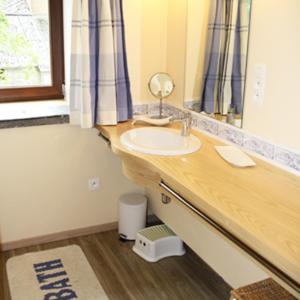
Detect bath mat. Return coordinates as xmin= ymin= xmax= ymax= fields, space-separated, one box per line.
xmin=6 ymin=245 xmax=109 ymax=300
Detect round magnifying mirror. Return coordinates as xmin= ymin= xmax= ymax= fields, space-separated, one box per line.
xmin=148 ymin=73 xmax=175 ymax=99
xmin=148 ymin=73 xmax=175 ymax=119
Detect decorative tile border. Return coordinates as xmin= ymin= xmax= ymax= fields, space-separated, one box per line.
xmin=133 ymin=104 xmax=148 ymax=115
xmin=243 ymin=136 xmax=275 ymax=160
xmin=197 ymin=117 xmax=219 ymax=135
xmin=274 ymin=147 xmax=300 ymax=172
xmin=133 ymin=103 xmax=300 ymax=175
xmin=218 ymin=126 xmax=244 ymax=146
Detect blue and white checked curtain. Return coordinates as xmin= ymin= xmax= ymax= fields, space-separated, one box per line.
xmin=201 ymin=0 xmax=250 ymax=115
xmin=70 ymin=0 xmax=132 ymax=128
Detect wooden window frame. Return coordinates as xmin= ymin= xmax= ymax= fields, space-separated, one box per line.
xmin=0 ymin=0 xmax=65 ymax=103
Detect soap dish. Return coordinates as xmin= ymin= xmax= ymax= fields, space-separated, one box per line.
xmin=215 ymin=145 xmax=256 ymax=168
xmin=132 ymin=115 xmax=172 ymax=126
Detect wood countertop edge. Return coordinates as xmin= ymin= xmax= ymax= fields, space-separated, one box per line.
xmin=96 ymin=122 xmax=300 ymax=286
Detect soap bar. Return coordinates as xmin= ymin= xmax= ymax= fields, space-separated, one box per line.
xmin=215 ymin=145 xmax=256 ymax=168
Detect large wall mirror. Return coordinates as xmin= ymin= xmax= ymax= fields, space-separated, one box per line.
xmin=183 ymin=0 xmax=252 ymax=128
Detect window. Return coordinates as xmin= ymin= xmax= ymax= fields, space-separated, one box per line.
xmin=0 ymin=0 xmax=64 ymax=102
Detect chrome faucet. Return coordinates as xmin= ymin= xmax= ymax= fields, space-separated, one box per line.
xmin=171 ymin=112 xmax=192 ymax=136
xmin=180 ymin=112 xmax=192 ymax=136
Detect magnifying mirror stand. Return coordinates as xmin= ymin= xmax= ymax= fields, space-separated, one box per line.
xmin=159 ymin=97 xmax=163 ymax=119
xmin=150 ymin=97 xmax=165 ymax=119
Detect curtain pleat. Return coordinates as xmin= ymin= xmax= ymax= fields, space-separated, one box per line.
xmin=70 ymin=0 xmax=132 ymax=128
xmin=201 ymin=0 xmax=250 ymax=115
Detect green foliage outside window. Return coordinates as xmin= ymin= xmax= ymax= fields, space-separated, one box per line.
xmin=0 ymin=0 xmax=38 ymax=85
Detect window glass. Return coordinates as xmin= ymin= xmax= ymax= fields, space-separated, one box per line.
xmin=0 ymin=0 xmax=51 ymax=88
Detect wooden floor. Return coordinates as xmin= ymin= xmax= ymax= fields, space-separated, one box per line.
xmin=0 ymin=230 xmax=231 ymax=300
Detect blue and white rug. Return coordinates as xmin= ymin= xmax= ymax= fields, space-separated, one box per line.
xmin=6 ymin=245 xmax=108 ymax=300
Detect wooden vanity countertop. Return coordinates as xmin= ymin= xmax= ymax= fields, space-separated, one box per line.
xmin=96 ymin=122 xmax=300 ymax=290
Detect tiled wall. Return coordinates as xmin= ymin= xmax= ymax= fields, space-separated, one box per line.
xmin=133 ymin=103 xmax=300 ymax=175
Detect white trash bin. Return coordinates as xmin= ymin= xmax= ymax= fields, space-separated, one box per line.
xmin=118 ymin=194 xmax=147 ymax=240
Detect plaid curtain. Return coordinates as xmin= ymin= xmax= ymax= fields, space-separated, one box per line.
xmin=201 ymin=0 xmax=250 ymax=115
xmin=70 ymin=0 xmax=132 ymax=128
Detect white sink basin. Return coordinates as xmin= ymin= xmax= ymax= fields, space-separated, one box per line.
xmin=120 ymin=127 xmax=201 ymax=156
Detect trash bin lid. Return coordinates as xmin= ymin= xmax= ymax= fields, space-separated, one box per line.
xmin=119 ymin=194 xmax=147 ymax=206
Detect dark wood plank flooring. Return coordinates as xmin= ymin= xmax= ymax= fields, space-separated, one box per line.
xmin=0 ymin=230 xmax=231 ymax=300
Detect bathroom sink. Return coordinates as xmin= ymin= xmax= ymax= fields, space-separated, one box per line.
xmin=120 ymin=127 xmax=201 ymax=156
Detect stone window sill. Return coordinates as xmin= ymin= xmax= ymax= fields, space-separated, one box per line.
xmin=0 ymin=100 xmax=69 ymax=129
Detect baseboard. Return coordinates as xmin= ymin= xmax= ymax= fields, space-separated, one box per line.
xmin=0 ymin=222 xmax=118 ymax=252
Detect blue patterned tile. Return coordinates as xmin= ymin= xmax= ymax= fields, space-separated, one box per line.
xmin=164 ymin=104 xmax=185 ymax=119
xmin=243 ymin=135 xmax=275 ymax=159
xmin=274 ymin=147 xmax=300 ymax=172
xmin=147 ymin=103 xmax=159 ymax=115
xmin=133 ymin=104 xmax=148 ymax=115
xmin=217 ymin=125 xmax=244 ymax=146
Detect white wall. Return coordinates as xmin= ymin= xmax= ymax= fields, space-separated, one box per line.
xmin=184 ymin=0 xmax=210 ymax=103
xmin=0 ymin=0 xmax=143 ymax=245
xmin=124 ymin=0 xmax=187 ymax=108
xmin=0 ymin=125 xmax=141 ymax=244
xmin=164 ymin=0 xmax=187 ymax=108
xmin=124 ymin=0 xmax=168 ymax=104
xmin=243 ymin=0 xmax=300 ymax=151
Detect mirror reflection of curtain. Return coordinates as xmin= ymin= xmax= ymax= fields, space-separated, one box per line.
xmin=200 ymin=0 xmax=250 ymax=115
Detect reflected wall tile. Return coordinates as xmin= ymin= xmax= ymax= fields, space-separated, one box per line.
xmin=197 ymin=118 xmax=219 ymax=135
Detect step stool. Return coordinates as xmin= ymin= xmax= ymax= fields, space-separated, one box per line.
xmin=133 ymin=224 xmax=185 ymax=262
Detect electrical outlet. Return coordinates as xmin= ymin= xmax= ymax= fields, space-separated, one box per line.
xmin=252 ymin=64 xmax=266 ymax=106
xmin=88 ymin=178 xmax=100 ymax=191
